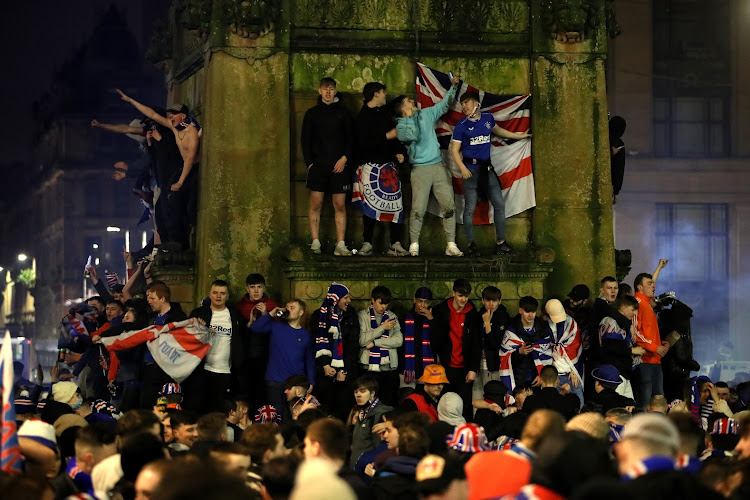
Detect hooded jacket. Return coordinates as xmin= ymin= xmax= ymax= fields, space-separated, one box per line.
xmin=301 ymin=94 xmax=353 ymax=167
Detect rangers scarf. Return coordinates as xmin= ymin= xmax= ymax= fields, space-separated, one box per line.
xmin=315 ymin=283 xmax=350 ymax=368
xmin=367 ymin=307 xmax=393 ymax=371
xmin=403 ymin=312 xmax=434 ymax=383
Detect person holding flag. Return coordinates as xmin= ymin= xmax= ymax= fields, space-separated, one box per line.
xmin=393 ymin=72 xmax=463 ymax=257
xmin=1 ymin=331 xmax=23 ymax=474
xmin=450 ymin=91 xmax=531 ymax=257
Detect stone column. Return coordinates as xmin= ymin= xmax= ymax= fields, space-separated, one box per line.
xmin=194 ymin=1 xmax=291 ymax=298
xmin=530 ymin=0 xmax=616 ymax=296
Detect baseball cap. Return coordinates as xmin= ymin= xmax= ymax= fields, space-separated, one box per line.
xmin=567 ymin=284 xmax=591 ymax=302
xmin=415 ymin=454 xmax=466 ymax=495
xmin=620 ymin=413 xmax=680 ymax=452
xmin=166 ymin=103 xmax=189 ymax=115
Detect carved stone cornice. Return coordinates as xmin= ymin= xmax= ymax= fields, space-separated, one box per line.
xmin=540 ymin=0 xmax=598 ymax=44
xmin=227 ymin=0 xmax=282 ymax=39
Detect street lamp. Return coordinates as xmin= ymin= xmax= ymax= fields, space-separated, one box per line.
xmin=17 ymin=253 xmax=28 ymax=262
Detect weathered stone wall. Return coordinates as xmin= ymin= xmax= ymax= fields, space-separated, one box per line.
xmin=161 ymin=0 xmax=617 ymax=309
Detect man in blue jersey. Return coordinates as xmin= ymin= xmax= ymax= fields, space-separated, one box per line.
xmin=450 ymin=91 xmax=531 ymax=257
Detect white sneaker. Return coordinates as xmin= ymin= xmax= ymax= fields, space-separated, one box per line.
xmin=310 ymin=239 xmax=321 ymax=254
xmin=409 ymin=242 xmax=419 ymax=256
xmin=334 ymin=241 xmax=353 ymax=256
xmin=445 ymin=242 xmax=464 ymax=257
xmin=387 ymin=242 xmax=409 ymax=257
xmin=358 ymin=242 xmax=373 ymax=256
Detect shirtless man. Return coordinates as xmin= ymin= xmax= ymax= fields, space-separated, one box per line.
xmin=115 ymin=89 xmax=200 ymax=193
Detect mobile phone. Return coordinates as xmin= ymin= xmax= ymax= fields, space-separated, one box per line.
xmin=449 ymin=71 xmax=454 ymax=80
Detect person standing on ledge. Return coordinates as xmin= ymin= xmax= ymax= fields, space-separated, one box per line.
xmin=116 ymin=89 xmax=201 ymax=249
xmin=301 ymin=77 xmax=354 ymax=256
xmin=450 ymin=91 xmax=531 ymax=257
xmin=393 ymin=72 xmax=463 ymax=257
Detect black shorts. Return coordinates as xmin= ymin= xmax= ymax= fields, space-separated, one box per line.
xmin=306 ymin=163 xmax=351 ymax=194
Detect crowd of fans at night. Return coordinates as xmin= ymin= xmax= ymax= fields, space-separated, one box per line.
xmin=4 ymin=77 xmax=750 ymax=500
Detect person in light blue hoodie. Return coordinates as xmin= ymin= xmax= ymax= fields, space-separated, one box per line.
xmin=393 ymin=72 xmax=463 ymax=257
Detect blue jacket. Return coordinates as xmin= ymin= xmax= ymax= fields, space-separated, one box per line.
xmin=396 ymin=85 xmax=457 ymax=167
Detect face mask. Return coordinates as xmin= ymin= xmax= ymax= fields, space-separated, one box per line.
xmin=71 ymin=397 xmax=83 ymax=410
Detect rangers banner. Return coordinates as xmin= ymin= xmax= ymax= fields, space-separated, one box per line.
xmin=100 ymin=318 xmax=212 ymax=383
xmin=352 ymin=162 xmax=405 ymax=223
xmin=416 ymin=63 xmax=535 ymax=223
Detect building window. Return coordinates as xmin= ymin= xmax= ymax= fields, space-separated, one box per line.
xmin=655 ymin=203 xmax=728 ymax=363
xmin=653 ymin=0 xmax=730 ymax=158
xmin=653 ymin=96 xmax=729 ymax=157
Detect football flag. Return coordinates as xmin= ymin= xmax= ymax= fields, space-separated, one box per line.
xmin=416 ymin=63 xmax=535 ymax=223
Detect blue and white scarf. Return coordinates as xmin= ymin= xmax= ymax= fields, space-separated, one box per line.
xmin=315 ymin=283 xmax=349 ymax=368
xmin=367 ymin=306 xmax=392 ymax=371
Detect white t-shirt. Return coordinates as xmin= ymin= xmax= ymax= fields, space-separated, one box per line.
xmin=206 ymin=307 xmax=232 ymax=374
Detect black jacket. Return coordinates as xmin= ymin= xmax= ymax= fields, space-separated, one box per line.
xmin=309 ymin=306 xmax=361 ymax=377
xmin=588 ymin=298 xmax=633 ymax=363
xmin=431 ymin=299 xmax=483 ymax=373
xmin=301 ymin=95 xmax=353 ymax=167
xmin=506 ymin=315 xmax=549 ymax=386
xmin=354 ymin=104 xmax=404 ymax=165
xmin=478 ymin=304 xmax=510 ymax=372
xmin=397 ymin=308 xmax=435 ymax=379
xmin=522 ymin=386 xmax=579 ymax=421
xmin=594 ymin=387 xmax=635 ymax=414
xmin=372 ymin=456 xmax=419 ymax=500
xmin=189 ymin=304 xmax=245 ymax=373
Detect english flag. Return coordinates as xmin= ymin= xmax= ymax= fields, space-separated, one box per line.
xmin=0 ymin=331 xmax=23 ymax=474
xmin=416 ymin=63 xmax=535 ymax=223
xmin=100 ymin=318 xmax=212 ymax=383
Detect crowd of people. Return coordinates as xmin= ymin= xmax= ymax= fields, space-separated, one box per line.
xmin=6 ymin=260 xmax=750 ymax=499
xmin=4 ymin=75 xmax=748 ymax=498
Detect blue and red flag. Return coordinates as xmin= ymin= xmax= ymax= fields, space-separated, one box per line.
xmin=1 ymin=331 xmax=23 ymax=474
xmin=416 ymin=63 xmax=535 ymax=223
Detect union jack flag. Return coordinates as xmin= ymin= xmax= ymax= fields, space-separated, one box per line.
xmin=105 ymin=270 xmax=119 ymax=288
xmin=498 ymin=329 xmax=551 ymax=391
xmin=416 ymin=63 xmax=535 ymax=223
xmin=546 ymin=316 xmax=583 ymax=383
xmin=254 ymin=404 xmax=281 ymax=425
xmin=0 ymin=331 xmax=23 ymax=474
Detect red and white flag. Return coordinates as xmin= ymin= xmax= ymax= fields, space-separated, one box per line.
xmin=416 ymin=62 xmax=535 ymax=222
xmin=100 ymin=318 xmax=212 ymax=383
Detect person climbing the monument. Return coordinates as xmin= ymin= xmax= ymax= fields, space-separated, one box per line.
xmin=393 ymin=72 xmax=463 ymax=257
xmin=352 ymin=82 xmax=409 ymax=257
xmin=450 ymin=91 xmax=531 ymax=257
xmin=301 ymin=77 xmax=354 ymax=256
xmin=116 ymin=90 xmax=201 ymax=249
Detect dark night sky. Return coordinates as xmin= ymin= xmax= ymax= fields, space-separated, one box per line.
xmin=0 ymin=0 xmax=171 ymax=165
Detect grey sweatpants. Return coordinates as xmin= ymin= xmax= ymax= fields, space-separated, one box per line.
xmin=409 ymin=161 xmax=456 ymax=244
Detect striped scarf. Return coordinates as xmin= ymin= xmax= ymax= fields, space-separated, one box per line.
xmin=403 ymin=312 xmax=434 ymax=383
xmin=367 ymin=306 xmax=391 ymax=371
xmin=358 ymin=396 xmax=381 ymax=423
xmin=623 ymin=455 xmax=676 ymax=480
xmin=690 ymin=376 xmax=712 ymax=429
xmin=315 ymin=283 xmax=349 ymax=368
